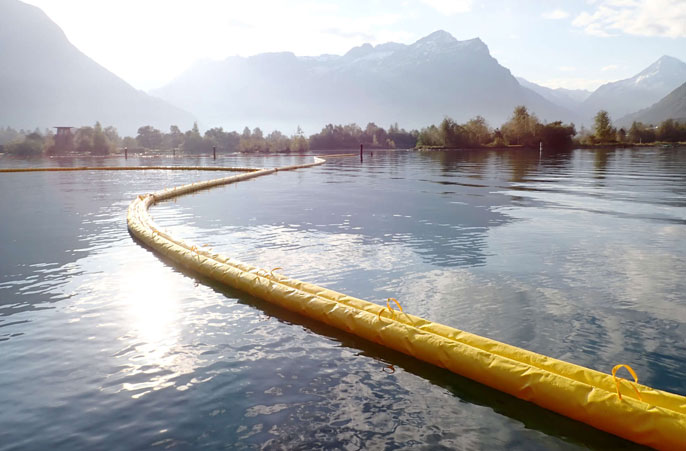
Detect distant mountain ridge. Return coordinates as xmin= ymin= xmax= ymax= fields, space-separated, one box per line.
xmin=515 ymin=77 xmax=591 ymax=111
xmin=4 ymin=0 xmax=684 ymax=136
xmin=619 ymin=81 xmax=686 ymax=126
xmin=152 ymin=30 xmax=577 ymax=133
xmin=0 ymin=0 xmax=194 ymax=135
xmin=581 ymin=56 xmax=686 ymax=121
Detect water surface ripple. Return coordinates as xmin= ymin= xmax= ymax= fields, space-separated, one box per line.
xmin=1 ymin=149 xmax=685 ymax=450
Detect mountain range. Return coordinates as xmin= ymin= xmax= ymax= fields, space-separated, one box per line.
xmin=516 ymin=57 xmax=686 ymax=128
xmin=0 ymin=0 xmax=194 ymax=135
xmin=619 ymin=81 xmax=686 ymax=126
xmin=515 ymin=77 xmax=591 ymax=112
xmin=151 ymin=30 xmax=578 ymax=133
xmin=580 ymin=55 xmax=686 ymax=121
xmin=1 ymin=0 xmax=685 ymax=136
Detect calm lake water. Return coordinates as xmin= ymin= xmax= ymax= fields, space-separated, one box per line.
xmin=1 ymin=148 xmax=685 ymax=450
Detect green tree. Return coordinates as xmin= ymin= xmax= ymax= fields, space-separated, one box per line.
xmin=309 ymin=123 xmax=362 ymax=149
xmin=266 ymin=130 xmax=290 ymax=152
xmin=204 ymin=127 xmax=239 ymax=152
xmin=439 ymin=118 xmax=455 ymax=146
xmin=464 ymin=116 xmax=492 ymax=146
xmin=165 ymin=125 xmax=184 ymax=150
xmin=388 ymin=123 xmax=418 ymax=148
xmin=593 ymin=110 xmax=615 ymax=142
xmin=501 ymin=106 xmax=539 ymax=146
xmin=657 ymin=119 xmax=679 ymax=142
xmin=362 ymin=122 xmax=389 ymax=148
xmin=75 ymin=126 xmax=94 ymax=153
xmin=136 ymin=125 xmax=163 ymax=149
xmin=4 ymin=132 xmax=45 ymax=156
xmin=416 ymin=124 xmax=442 ymax=147
xmin=92 ymin=121 xmax=113 ymax=155
xmin=540 ymin=121 xmax=575 ymax=147
xmin=626 ymin=121 xmax=657 ymax=143
xmin=183 ymin=122 xmax=209 ymax=153
xmin=289 ymin=126 xmax=309 ymax=152
xmin=238 ymin=126 xmax=268 ymax=152
xmin=0 ymin=126 xmax=23 ymax=145
xmin=628 ymin=122 xmax=642 ymax=143
xmin=104 ymin=126 xmax=121 ymax=147
xmin=122 ymin=136 xmax=137 ymax=150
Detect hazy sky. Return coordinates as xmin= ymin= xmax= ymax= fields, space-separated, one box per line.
xmin=23 ymin=0 xmax=686 ymax=92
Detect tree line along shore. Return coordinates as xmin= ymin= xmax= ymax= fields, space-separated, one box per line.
xmin=1 ymin=107 xmax=685 ymax=157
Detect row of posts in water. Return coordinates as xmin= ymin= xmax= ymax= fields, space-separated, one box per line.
xmin=123 ymin=142 xmax=541 ymax=160
xmin=124 ymin=143 xmax=539 ymax=161
xmin=123 ymin=145 xmax=373 ymax=161
xmin=124 ymin=146 xmax=218 ymax=160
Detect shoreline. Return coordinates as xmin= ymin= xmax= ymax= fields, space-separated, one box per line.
xmin=415 ymin=142 xmax=685 ymax=151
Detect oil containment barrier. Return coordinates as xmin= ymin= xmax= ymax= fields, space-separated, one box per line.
xmin=4 ymin=159 xmax=685 ymax=449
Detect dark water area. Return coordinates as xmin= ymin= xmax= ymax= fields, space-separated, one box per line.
xmin=1 ymin=148 xmax=685 ymax=450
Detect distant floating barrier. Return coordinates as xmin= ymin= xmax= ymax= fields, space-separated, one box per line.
xmin=0 ymin=165 xmax=260 ymax=173
xmin=4 ymin=158 xmax=685 ymax=449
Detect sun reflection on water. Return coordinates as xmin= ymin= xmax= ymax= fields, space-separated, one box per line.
xmin=124 ymin=265 xmax=180 ymax=349
xmin=117 ymin=262 xmax=199 ymax=397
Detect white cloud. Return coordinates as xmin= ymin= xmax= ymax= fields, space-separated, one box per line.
xmin=420 ymin=0 xmax=473 ymax=15
xmin=601 ymin=64 xmax=619 ymax=71
xmin=542 ymin=9 xmax=570 ymax=20
xmin=557 ymin=66 xmax=577 ymax=72
xmin=573 ymin=0 xmax=686 ymax=38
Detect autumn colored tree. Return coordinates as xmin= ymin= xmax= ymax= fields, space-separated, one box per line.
xmin=501 ymin=106 xmax=539 ymax=146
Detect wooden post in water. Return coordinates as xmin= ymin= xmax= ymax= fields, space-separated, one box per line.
xmin=360 ymin=144 xmax=363 ymax=162
xmin=124 ymin=147 xmax=128 ymax=159
xmin=213 ymin=146 xmax=216 ymax=160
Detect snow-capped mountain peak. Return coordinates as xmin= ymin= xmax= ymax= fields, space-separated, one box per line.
xmin=582 ymin=55 xmax=686 ymax=119
xmin=632 ymin=55 xmax=686 ymax=87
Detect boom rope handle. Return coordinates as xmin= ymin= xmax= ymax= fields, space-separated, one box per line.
xmin=189 ymin=245 xmax=202 ymax=260
xmin=377 ymin=298 xmax=404 ymax=322
xmin=255 ymin=267 xmax=283 ymax=280
xmin=388 ymin=297 xmax=403 ymax=312
xmin=612 ymin=364 xmax=643 ymax=401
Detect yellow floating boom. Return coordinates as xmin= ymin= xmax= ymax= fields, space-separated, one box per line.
xmin=123 ymin=157 xmax=686 ymax=449
xmin=4 ymin=159 xmax=685 ymax=449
